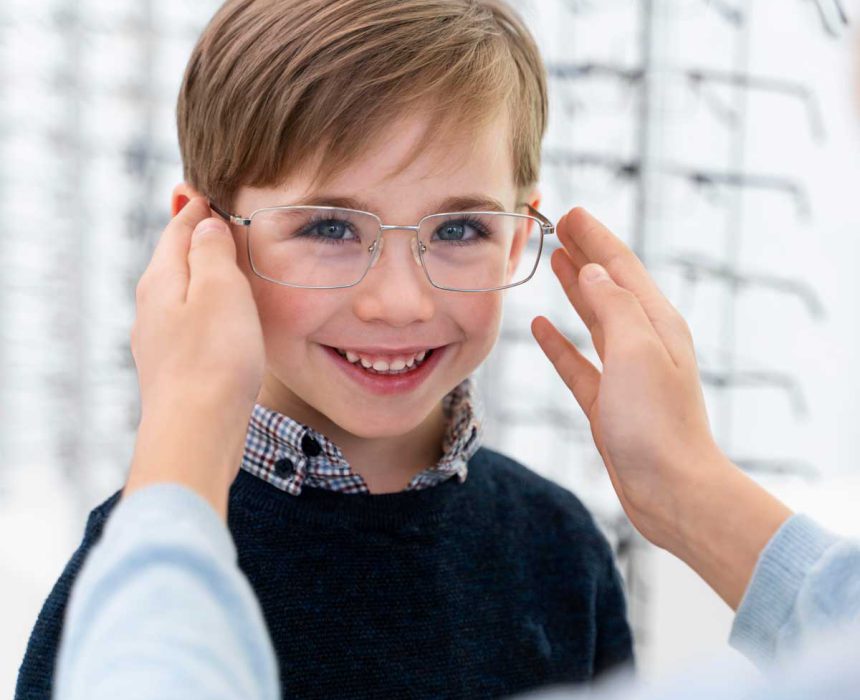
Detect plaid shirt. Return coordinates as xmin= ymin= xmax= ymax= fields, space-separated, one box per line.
xmin=240 ymin=376 xmax=484 ymax=495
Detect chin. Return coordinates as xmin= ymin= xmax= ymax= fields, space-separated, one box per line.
xmin=327 ymin=407 xmax=434 ymax=440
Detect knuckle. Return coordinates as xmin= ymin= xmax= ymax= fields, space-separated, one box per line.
xmin=666 ymin=309 xmax=693 ymax=341
xmin=609 ymin=283 xmax=636 ymax=306
xmin=604 ymin=253 xmax=633 ymax=284
xmin=604 ymin=253 xmax=625 ymax=276
xmin=676 ymin=315 xmax=694 ymax=341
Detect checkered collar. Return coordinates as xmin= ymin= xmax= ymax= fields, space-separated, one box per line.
xmin=240 ymin=376 xmax=483 ymax=495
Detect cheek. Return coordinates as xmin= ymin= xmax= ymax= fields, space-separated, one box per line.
xmin=450 ymin=294 xmax=503 ymax=355
xmin=250 ymin=279 xmax=327 ymax=350
xmin=234 ymin=227 xmax=334 ymax=343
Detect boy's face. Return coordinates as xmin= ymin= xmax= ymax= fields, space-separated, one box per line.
xmin=180 ymin=108 xmax=539 ymax=440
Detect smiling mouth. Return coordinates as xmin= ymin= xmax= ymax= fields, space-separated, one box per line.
xmin=328 ymin=346 xmax=436 ymax=375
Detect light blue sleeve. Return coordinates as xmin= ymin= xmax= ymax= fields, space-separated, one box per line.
xmin=53 ymin=483 xmax=280 ymax=700
xmin=513 ymin=626 xmax=860 ymax=700
xmin=515 ymin=513 xmax=860 ymax=700
xmin=730 ymin=513 xmax=860 ymax=669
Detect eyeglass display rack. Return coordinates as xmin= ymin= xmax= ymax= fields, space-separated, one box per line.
xmin=0 ymin=0 xmax=227 ymax=517
xmin=0 ymin=0 xmax=849 ymax=659
xmin=474 ymin=0 xmax=848 ymax=657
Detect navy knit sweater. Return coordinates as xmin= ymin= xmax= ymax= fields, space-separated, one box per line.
xmin=16 ymin=446 xmax=633 ymax=699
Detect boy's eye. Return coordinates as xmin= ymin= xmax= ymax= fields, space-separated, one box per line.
xmin=299 ymin=218 xmax=359 ymax=242
xmin=432 ymin=219 xmax=487 ymax=243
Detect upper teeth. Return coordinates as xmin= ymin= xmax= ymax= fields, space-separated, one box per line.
xmin=337 ymin=348 xmax=429 ymax=372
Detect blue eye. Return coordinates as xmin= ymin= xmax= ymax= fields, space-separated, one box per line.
xmin=433 ymin=217 xmax=491 ymax=244
xmin=298 ymin=217 xmax=359 ymax=243
xmin=436 ymin=222 xmax=469 ymax=241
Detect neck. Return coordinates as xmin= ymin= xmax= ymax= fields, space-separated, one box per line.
xmin=257 ymin=377 xmax=447 ymax=494
xmin=335 ymin=405 xmax=446 ymax=493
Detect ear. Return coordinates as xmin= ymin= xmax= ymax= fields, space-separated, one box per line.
xmin=171 ymin=182 xmax=206 ymax=217
xmin=506 ymin=187 xmax=542 ymax=283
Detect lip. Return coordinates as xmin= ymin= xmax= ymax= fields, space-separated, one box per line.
xmin=320 ymin=343 xmax=448 ymax=396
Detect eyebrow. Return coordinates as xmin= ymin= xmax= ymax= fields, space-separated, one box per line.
xmin=291 ymin=193 xmax=510 ymax=217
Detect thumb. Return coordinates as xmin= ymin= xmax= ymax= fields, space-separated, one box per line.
xmin=577 ymin=263 xmax=655 ymax=345
xmin=190 ymin=215 xmax=230 ymax=241
xmin=187 ymin=216 xmax=239 ymax=294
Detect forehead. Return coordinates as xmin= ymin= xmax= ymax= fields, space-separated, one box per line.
xmin=263 ymin=107 xmax=517 ymax=217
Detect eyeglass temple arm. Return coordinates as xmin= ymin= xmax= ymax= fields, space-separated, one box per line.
xmin=518 ymin=202 xmax=556 ymax=234
xmin=208 ymin=199 xmax=251 ymax=226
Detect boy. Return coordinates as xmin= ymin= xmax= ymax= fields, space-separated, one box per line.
xmin=16 ymin=1 xmax=633 ymax=698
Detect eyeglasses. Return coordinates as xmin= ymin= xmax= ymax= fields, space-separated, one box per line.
xmin=208 ymin=200 xmax=555 ymax=292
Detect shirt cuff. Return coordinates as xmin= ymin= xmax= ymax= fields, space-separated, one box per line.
xmin=729 ymin=512 xmax=839 ymax=668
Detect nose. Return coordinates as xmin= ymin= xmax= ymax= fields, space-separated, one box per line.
xmin=351 ymin=229 xmax=436 ymax=327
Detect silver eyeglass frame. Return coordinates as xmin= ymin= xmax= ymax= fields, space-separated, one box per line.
xmin=208 ymin=199 xmax=556 ymax=292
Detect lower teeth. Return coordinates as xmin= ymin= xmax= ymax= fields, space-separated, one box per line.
xmin=364 ymin=365 xmax=415 ymax=375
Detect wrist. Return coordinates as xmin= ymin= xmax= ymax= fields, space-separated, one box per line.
xmin=668 ymin=451 xmax=794 ymax=609
xmin=126 ymin=396 xmax=254 ymax=520
xmin=671 ymin=448 xmax=740 ymax=556
xmin=621 ymin=442 xmax=732 ymax=555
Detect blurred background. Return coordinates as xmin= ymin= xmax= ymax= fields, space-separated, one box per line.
xmin=2 ymin=0 xmax=860 ymax=695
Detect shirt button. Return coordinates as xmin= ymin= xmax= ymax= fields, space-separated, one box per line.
xmin=301 ymin=434 xmax=323 ymax=457
xmin=274 ymin=457 xmax=294 ymax=476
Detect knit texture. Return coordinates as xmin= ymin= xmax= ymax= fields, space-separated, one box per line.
xmin=16 ymin=446 xmax=633 ymax=699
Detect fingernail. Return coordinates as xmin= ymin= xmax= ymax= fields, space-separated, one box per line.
xmin=583 ymin=264 xmax=608 ymax=282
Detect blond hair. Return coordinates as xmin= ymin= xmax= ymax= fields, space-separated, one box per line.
xmin=177 ymin=0 xmax=548 ymax=210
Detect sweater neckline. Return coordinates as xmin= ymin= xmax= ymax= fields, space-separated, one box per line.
xmin=229 ymin=454 xmax=482 ymax=530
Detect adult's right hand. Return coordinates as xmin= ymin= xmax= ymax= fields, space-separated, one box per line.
xmin=531 ymin=208 xmax=792 ymax=608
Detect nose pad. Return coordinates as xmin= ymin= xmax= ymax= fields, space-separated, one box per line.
xmin=367 ymin=234 xmax=424 ymax=269
xmin=369 ymin=237 xmax=383 ymax=269
xmin=410 ymin=236 xmax=423 ymax=267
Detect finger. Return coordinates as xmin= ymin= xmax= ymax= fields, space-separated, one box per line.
xmin=143 ymin=196 xmax=212 ymax=304
xmin=550 ymin=247 xmax=605 ymax=360
xmin=558 ymin=208 xmax=694 ymax=366
xmin=149 ymin=196 xmax=211 ymax=272
xmin=531 ymin=315 xmax=601 ymax=416
xmin=186 ymin=216 xmax=240 ymax=303
xmin=578 ymin=262 xmax=674 ymax=366
xmin=552 ymin=214 xmax=590 ymax=270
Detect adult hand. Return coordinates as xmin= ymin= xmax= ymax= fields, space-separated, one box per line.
xmin=532 ymin=208 xmax=792 ymax=608
xmin=124 ymin=196 xmax=265 ymax=519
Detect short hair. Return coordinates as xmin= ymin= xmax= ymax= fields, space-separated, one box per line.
xmin=177 ymin=0 xmax=548 ymax=210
